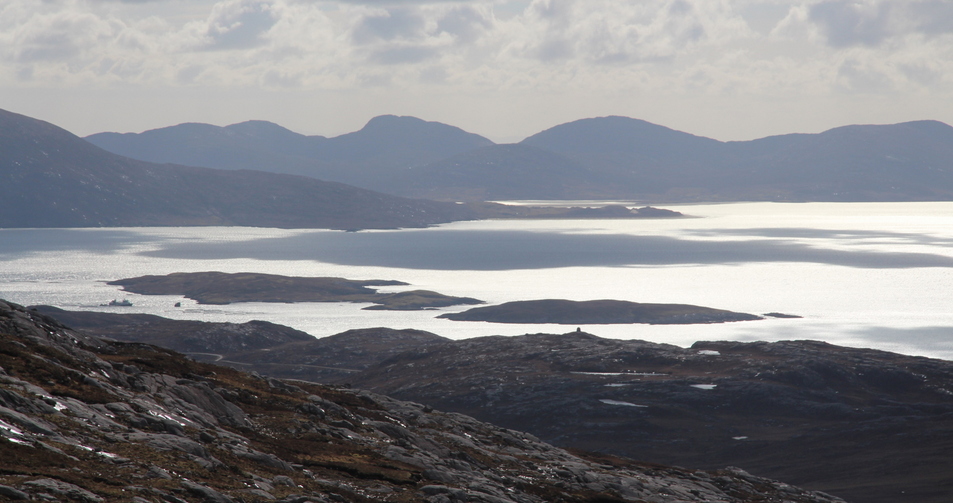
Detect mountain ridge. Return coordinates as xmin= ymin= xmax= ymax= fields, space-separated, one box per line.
xmin=0 ymin=108 xmax=478 ymax=229
xmin=86 ymin=113 xmax=953 ymax=202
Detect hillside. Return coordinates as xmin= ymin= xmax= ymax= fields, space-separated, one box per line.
xmin=88 ymin=113 xmax=953 ymax=202
xmin=0 ymin=108 xmax=476 ymax=229
xmin=34 ymin=306 xmax=953 ymax=503
xmin=0 ymin=299 xmax=845 ymax=502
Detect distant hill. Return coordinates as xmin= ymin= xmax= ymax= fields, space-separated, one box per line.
xmin=392 ymin=143 xmax=613 ymax=201
xmin=88 ymin=114 xmax=953 ymax=202
xmin=521 ymin=116 xmax=953 ymax=201
xmin=87 ymin=114 xmax=494 ymax=191
xmin=0 ymin=108 xmax=476 ymax=229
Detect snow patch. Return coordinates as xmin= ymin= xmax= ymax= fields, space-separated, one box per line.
xmin=690 ymin=384 xmax=717 ymax=390
xmin=697 ymin=350 xmax=721 ymax=356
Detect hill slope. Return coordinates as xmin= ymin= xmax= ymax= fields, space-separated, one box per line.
xmin=0 ymin=108 xmax=475 ymax=229
xmin=33 ymin=306 xmax=953 ymax=503
xmin=0 ymin=299 xmax=844 ymax=502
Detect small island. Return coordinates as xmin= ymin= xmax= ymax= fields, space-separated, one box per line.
xmin=438 ymin=299 xmax=763 ymax=324
xmin=479 ymin=204 xmax=684 ymax=220
xmin=108 ymin=272 xmax=483 ymax=311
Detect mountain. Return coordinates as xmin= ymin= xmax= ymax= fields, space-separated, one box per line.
xmin=85 ymin=120 xmax=323 ymax=178
xmin=391 ymin=143 xmax=612 ymax=201
xmin=86 ymin=115 xmax=494 ymax=191
xmin=1 ymin=299 xmax=844 ymax=502
xmin=35 ymin=306 xmax=953 ymax=503
xmin=521 ymin=116 xmax=953 ymax=201
xmin=88 ymin=114 xmax=953 ymax=202
xmin=0 ymin=108 xmax=477 ymax=229
xmin=722 ymin=120 xmax=953 ymax=200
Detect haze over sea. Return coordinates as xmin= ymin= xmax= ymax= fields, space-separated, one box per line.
xmin=2 ymin=202 xmax=952 ymax=360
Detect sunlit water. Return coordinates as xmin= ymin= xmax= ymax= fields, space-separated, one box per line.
xmin=2 ymin=202 xmax=952 ymax=360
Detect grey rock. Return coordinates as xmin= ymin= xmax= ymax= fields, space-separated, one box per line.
xmin=272 ymin=475 xmax=295 ymax=487
xmin=244 ymin=488 xmax=277 ymax=500
xmin=0 ymin=484 xmax=29 ymax=500
xmin=181 ymin=480 xmax=235 ymax=503
xmin=23 ymin=478 xmax=104 ymax=503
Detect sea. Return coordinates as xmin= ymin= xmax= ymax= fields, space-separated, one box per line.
xmin=2 ymin=201 xmax=952 ymax=360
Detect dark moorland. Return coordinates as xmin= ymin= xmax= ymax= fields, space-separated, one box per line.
xmin=33 ymin=306 xmax=953 ymax=503
xmin=1 ymin=299 xmax=845 ymax=503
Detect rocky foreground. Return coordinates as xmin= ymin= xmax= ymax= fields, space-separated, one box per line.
xmin=1 ymin=300 xmax=844 ymax=502
xmin=34 ymin=307 xmax=953 ymax=503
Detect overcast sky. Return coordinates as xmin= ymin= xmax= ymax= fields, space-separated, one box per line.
xmin=3 ymin=0 xmax=953 ymax=142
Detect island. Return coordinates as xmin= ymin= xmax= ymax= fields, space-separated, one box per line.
xmin=438 ymin=299 xmax=763 ymax=324
xmin=107 ymin=271 xmax=483 ymax=311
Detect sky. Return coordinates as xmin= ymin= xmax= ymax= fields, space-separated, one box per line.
xmin=3 ymin=0 xmax=953 ymax=143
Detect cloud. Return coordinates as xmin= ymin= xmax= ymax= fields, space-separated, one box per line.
xmin=3 ymin=0 xmax=953 ymax=140
xmin=203 ymin=0 xmax=278 ymax=50
xmin=370 ymin=45 xmax=438 ymax=64
xmin=809 ymin=1 xmax=891 ymax=47
xmin=436 ymin=6 xmax=492 ymax=43
xmin=808 ymin=0 xmax=953 ymax=47
xmin=352 ymin=8 xmax=426 ymax=43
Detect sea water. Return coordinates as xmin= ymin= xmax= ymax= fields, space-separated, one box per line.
xmin=1 ymin=202 xmax=952 ymax=360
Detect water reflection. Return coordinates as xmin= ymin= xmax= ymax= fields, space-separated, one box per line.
xmin=0 ymin=229 xmax=162 ymax=259
xmin=141 ymin=228 xmax=953 ymax=270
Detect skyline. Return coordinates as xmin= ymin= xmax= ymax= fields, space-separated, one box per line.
xmin=4 ymin=0 xmax=953 ymax=143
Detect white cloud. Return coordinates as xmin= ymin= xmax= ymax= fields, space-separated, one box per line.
xmin=202 ymin=0 xmax=279 ymax=50
xmin=2 ymin=0 xmax=953 ymax=141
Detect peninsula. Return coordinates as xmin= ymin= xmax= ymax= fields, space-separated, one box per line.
xmin=108 ymin=271 xmax=483 ymax=310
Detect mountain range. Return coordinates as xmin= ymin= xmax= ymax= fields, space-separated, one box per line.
xmin=87 ymin=114 xmax=953 ymax=202
xmin=0 ymin=109 xmax=480 ymax=229
xmin=1 ymin=108 xmax=684 ymax=229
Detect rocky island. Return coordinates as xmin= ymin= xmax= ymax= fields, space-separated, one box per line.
xmin=108 ymin=271 xmax=483 ymax=310
xmin=438 ymin=299 xmax=763 ymax=324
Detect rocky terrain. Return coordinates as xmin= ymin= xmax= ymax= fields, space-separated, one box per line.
xmin=0 ymin=299 xmax=847 ymax=503
xmin=31 ymin=306 xmax=448 ymax=383
xmin=346 ymin=333 xmax=953 ymax=503
xmin=438 ymin=300 xmax=762 ymax=325
xmin=107 ymin=272 xmax=483 ymax=310
xmin=28 ymin=307 xmax=953 ymax=502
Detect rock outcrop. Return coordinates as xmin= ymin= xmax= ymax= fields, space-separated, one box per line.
xmin=345 ymin=332 xmax=953 ymax=503
xmin=1 ymin=300 xmax=844 ymax=502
